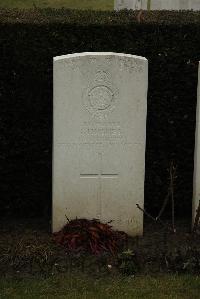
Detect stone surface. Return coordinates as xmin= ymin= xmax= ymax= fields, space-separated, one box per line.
xmin=193 ymin=63 xmax=200 ymax=224
xmin=114 ymin=0 xmax=141 ymax=10
xmin=114 ymin=0 xmax=200 ymax=10
xmin=53 ymin=52 xmax=148 ymax=236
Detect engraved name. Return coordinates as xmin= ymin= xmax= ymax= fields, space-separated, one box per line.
xmin=81 ymin=127 xmax=122 ymax=138
xmin=81 ymin=121 xmax=122 ymax=141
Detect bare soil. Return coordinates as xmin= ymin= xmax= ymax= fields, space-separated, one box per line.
xmin=0 ymin=217 xmax=200 ymax=277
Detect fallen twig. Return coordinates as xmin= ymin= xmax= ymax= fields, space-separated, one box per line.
xmin=136 ymin=204 xmax=173 ymax=232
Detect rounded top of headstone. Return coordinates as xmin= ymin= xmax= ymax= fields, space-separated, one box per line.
xmin=53 ymin=52 xmax=148 ymax=62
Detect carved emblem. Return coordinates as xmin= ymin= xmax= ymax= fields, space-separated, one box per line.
xmin=83 ymin=71 xmax=118 ymax=120
xmin=89 ymin=86 xmax=113 ymax=111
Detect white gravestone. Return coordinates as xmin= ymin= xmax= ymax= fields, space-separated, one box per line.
xmin=114 ymin=0 xmax=142 ymax=10
xmin=115 ymin=0 xmax=200 ymax=10
xmin=191 ymin=0 xmax=200 ymax=10
xmin=193 ymin=63 xmax=200 ymax=225
xmin=53 ymin=52 xmax=148 ymax=236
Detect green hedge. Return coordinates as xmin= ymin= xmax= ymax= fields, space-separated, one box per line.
xmin=0 ymin=9 xmax=200 ymax=218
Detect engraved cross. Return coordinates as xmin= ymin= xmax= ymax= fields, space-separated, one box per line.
xmin=80 ymin=153 xmax=118 ymax=218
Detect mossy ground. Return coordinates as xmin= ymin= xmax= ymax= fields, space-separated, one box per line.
xmin=0 ymin=0 xmax=114 ymax=10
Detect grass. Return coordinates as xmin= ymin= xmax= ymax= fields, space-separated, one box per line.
xmin=0 ymin=273 xmax=200 ymax=299
xmin=0 ymin=0 xmax=114 ymax=10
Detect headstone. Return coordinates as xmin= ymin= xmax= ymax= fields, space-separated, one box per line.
xmin=179 ymin=0 xmax=189 ymax=9
xmin=150 ymin=0 xmax=162 ymax=9
xmin=193 ymin=63 xmax=200 ymax=225
xmin=114 ymin=0 xmax=142 ymax=10
xmin=191 ymin=0 xmax=200 ymax=10
xmin=115 ymin=0 xmax=200 ymax=10
xmin=53 ymin=52 xmax=148 ymax=236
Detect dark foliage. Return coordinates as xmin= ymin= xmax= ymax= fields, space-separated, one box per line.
xmin=164 ymin=247 xmax=200 ymax=274
xmin=53 ymin=219 xmax=127 ymax=255
xmin=117 ymin=249 xmax=139 ymax=275
xmin=0 ymin=9 xmax=200 ymax=218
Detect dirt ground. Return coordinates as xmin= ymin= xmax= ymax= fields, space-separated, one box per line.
xmin=0 ymin=217 xmax=200 ymax=277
